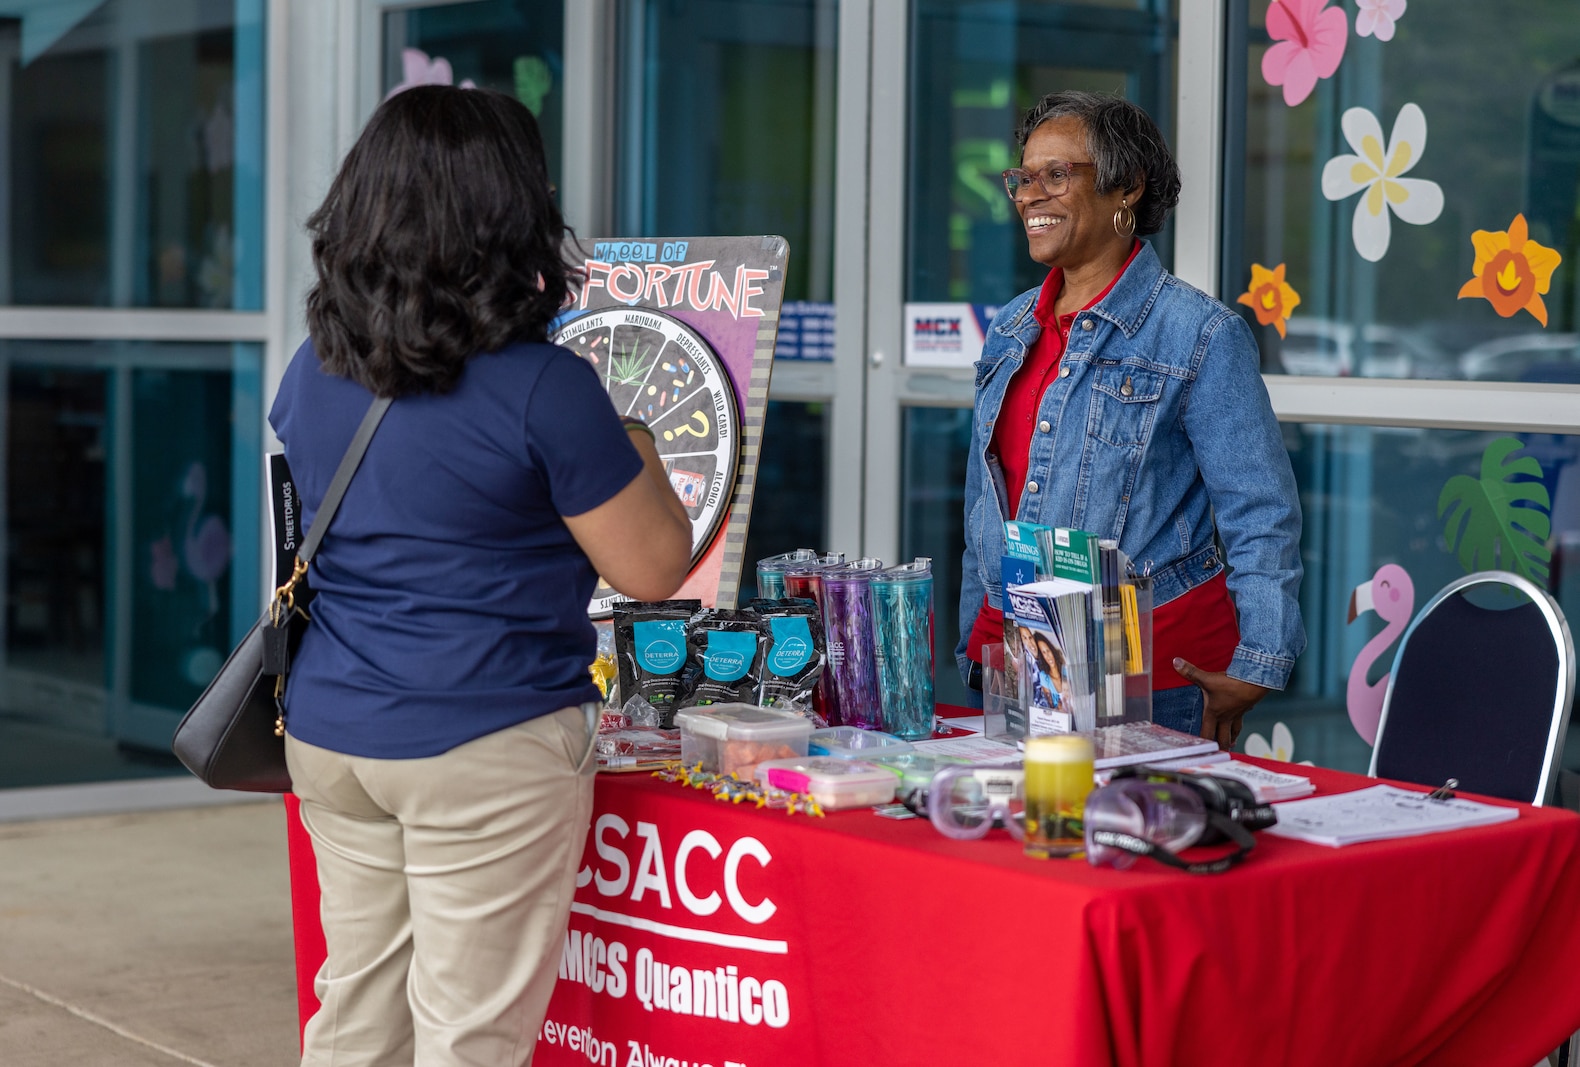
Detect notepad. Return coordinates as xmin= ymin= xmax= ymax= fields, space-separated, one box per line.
xmin=1265 ymin=784 xmax=1518 ymax=847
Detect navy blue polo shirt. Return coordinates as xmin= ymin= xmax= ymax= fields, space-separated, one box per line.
xmin=268 ymin=338 xmax=644 ymax=759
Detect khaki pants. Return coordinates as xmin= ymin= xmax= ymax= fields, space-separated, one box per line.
xmin=286 ymin=704 xmax=598 ymax=1067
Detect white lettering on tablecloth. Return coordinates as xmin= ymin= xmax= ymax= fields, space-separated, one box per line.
xmin=577 ymin=817 xmax=776 ymax=926
xmin=538 ymin=1017 xmax=618 ymax=1065
xmin=556 ymin=928 xmax=790 ymax=1031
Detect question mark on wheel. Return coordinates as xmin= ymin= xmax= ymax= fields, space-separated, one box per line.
xmin=664 ymin=411 xmax=710 ymax=442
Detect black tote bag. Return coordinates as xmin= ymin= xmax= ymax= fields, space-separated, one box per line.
xmin=172 ymin=397 xmax=391 ymax=792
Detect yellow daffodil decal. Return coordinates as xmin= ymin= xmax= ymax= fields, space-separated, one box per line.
xmin=1237 ymin=263 xmax=1301 ymax=338
xmin=1456 ymin=214 xmax=1562 ymax=326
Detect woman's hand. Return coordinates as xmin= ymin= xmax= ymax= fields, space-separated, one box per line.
xmin=1171 ymin=658 xmax=1271 ymax=749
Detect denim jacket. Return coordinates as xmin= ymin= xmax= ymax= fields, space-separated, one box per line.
xmin=956 ymin=241 xmax=1305 ymax=691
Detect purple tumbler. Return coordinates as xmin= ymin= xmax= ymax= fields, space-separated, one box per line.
xmin=821 ymin=558 xmax=885 ymax=730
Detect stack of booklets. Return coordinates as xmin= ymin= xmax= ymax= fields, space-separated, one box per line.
xmin=1017 ymin=722 xmax=1220 ymax=768
xmin=1265 ymin=784 xmax=1519 ymax=847
xmin=1177 ymin=758 xmax=1316 ymax=802
xmin=1085 ymin=721 xmax=1221 ymax=769
xmin=1000 ymin=522 xmax=1148 ymax=735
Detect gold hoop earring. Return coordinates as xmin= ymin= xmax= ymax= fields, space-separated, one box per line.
xmin=1113 ymin=198 xmax=1137 ymax=239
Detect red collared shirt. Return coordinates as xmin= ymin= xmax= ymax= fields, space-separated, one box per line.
xmin=966 ymin=246 xmax=1239 ymax=689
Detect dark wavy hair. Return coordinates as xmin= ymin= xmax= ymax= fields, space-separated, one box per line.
xmin=305 ymin=85 xmax=572 ymax=397
xmin=1017 ymin=91 xmax=1182 ymax=237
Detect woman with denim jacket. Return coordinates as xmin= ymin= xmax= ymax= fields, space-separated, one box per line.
xmin=958 ymin=92 xmax=1305 ymax=748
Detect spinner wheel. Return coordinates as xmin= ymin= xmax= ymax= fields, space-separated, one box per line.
xmin=554 ymin=306 xmax=740 ymax=616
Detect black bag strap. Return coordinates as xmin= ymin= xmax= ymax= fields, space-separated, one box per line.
xmin=297 ymin=396 xmax=392 ymax=564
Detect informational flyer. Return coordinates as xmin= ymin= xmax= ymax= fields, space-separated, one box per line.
xmin=553 ymin=236 xmax=787 ymax=615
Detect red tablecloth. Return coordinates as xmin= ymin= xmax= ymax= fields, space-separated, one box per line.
xmin=286 ymin=756 xmax=1580 ymax=1067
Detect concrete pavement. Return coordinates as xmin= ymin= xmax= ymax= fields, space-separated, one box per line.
xmin=0 ymin=801 xmax=300 ymax=1067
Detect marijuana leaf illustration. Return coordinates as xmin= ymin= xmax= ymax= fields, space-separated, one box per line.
xmin=608 ymin=342 xmax=654 ymax=388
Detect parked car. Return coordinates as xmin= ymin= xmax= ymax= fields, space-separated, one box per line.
xmin=1458 ymin=332 xmax=1580 ymax=382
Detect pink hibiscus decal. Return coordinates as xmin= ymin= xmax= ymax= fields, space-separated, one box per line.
xmin=1261 ymin=0 xmax=1348 ymax=107
xmin=1355 ymin=0 xmax=1406 ymax=42
xmin=385 ymin=48 xmax=476 ymax=101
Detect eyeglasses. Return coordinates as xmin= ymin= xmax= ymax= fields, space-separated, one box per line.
xmin=1001 ymin=160 xmax=1096 ymax=201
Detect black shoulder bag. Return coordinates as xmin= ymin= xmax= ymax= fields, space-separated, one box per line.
xmin=172 ymin=397 xmax=392 ymax=792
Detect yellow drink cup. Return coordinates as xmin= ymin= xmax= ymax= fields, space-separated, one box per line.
xmin=1023 ymin=734 xmax=1095 ymax=858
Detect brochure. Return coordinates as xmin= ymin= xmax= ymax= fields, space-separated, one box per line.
xmin=1178 ymin=757 xmax=1316 ymax=802
xmin=1265 ymin=784 xmax=1518 ymax=847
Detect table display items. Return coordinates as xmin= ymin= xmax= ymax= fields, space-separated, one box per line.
xmin=613 ymin=600 xmax=701 ymax=725
xmin=870 ymin=558 xmax=937 ymax=740
xmin=1001 ymin=525 xmax=1153 ymax=734
xmin=756 ymin=548 xmax=819 ymax=600
xmin=808 ymin=726 xmax=913 ymax=759
xmin=1022 ymin=734 xmax=1095 ymax=859
xmin=1177 ymin=759 xmax=1316 ymax=802
xmin=868 ymin=752 xmax=970 ymax=800
xmin=750 ymin=597 xmax=827 ymax=713
xmin=680 ymin=609 xmax=766 ymax=708
xmin=675 ymin=703 xmax=814 ymax=777
xmin=782 ymin=553 xmax=846 ymax=722
xmin=610 ymin=598 xmax=826 ymax=728
xmin=1264 ymin=784 xmax=1518 ymax=847
xmin=820 ymin=558 xmax=886 ymax=729
xmin=1085 ymin=766 xmax=1275 ymax=873
xmin=1087 ymin=721 xmax=1221 ymax=770
xmin=753 ymin=756 xmax=898 ymax=810
xmin=925 ymin=764 xmax=1026 ymax=840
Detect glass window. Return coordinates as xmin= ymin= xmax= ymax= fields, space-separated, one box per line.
xmin=2 ymin=340 xmax=261 ymax=788
xmin=615 ymin=0 xmax=838 ymax=306
xmin=2 ymin=0 xmax=265 ymax=309
xmin=381 ymin=0 xmax=565 ymax=194
xmin=900 ymin=406 xmax=974 ymax=708
xmin=742 ymin=400 xmax=830 ymax=597
xmin=1235 ymin=0 xmax=1580 ymax=381
xmin=907 ymin=0 xmax=1179 ymax=305
xmin=1258 ymin=425 xmax=1580 ymax=784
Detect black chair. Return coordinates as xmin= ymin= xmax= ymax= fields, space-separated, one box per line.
xmin=1370 ymin=571 xmax=1576 ymax=806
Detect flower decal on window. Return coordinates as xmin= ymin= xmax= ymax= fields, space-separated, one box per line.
xmin=1355 ymin=0 xmax=1406 ymax=41
xmin=1242 ymin=722 xmax=1315 ymax=766
xmin=1261 ymin=0 xmax=1348 ymax=107
xmin=1236 ymin=263 xmax=1301 ymax=338
xmin=1456 ymin=214 xmax=1563 ymax=326
xmin=386 ymin=48 xmax=476 ymax=101
xmin=1320 ymin=103 xmax=1444 ymax=262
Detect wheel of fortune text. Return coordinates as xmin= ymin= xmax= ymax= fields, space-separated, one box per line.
xmin=554 ymin=306 xmax=740 ymax=617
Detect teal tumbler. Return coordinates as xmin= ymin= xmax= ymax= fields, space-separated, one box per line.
xmin=871 ymin=557 xmax=935 ymax=741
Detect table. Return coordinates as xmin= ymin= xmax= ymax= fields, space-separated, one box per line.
xmin=286 ymin=756 xmax=1580 ymax=1067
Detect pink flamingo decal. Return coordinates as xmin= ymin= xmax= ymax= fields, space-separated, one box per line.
xmin=1345 ymin=563 xmax=1415 ymax=745
xmin=181 ymin=462 xmax=233 ymax=618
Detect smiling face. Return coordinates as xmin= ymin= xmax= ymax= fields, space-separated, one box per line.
xmin=1016 ymin=116 xmax=1140 ymax=271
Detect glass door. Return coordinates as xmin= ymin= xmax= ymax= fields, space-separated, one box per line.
xmin=866 ymin=0 xmax=1180 ymax=708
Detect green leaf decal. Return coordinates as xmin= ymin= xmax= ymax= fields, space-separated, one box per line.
xmin=1437 ymin=436 xmax=1552 ymax=584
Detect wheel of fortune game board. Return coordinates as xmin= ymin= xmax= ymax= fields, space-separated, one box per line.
xmin=554 ymin=306 xmax=740 ymax=616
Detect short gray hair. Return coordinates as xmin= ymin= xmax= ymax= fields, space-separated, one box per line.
xmin=1017 ymin=91 xmax=1181 ymax=236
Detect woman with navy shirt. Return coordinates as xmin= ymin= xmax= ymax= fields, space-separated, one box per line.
xmin=270 ymin=86 xmax=691 ymax=1066
xmin=957 ymin=92 xmax=1305 ymax=748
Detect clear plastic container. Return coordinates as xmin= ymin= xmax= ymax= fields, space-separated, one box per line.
xmin=866 ymin=752 xmax=970 ymax=799
xmin=753 ymin=756 xmax=898 ymax=809
xmin=675 ymin=703 xmax=813 ymax=777
xmin=807 ymin=726 xmax=914 ymax=759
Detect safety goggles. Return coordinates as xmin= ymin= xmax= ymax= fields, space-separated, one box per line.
xmin=920 ymin=764 xmax=1026 ymax=841
xmin=1084 ymin=767 xmax=1275 ymax=874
